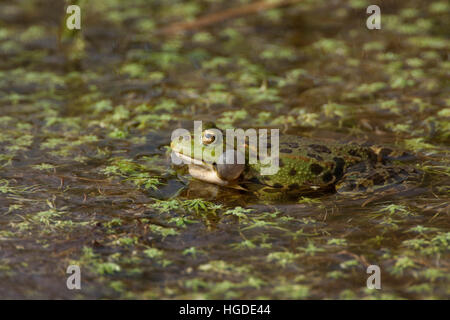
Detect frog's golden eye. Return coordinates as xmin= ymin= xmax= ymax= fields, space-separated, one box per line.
xmin=202 ymin=130 xmax=216 ymax=145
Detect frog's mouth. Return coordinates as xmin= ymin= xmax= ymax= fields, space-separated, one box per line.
xmin=172 ymin=150 xmax=245 ymax=187
xmin=172 ymin=151 xmax=231 ymax=186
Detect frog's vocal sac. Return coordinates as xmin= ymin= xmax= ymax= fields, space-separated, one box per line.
xmin=170 ymin=123 xmax=423 ymax=198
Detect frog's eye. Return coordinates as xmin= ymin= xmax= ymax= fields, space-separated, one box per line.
xmin=202 ymin=130 xmax=216 ymax=145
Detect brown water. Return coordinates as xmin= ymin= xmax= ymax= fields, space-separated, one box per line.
xmin=0 ymin=0 xmax=448 ymax=299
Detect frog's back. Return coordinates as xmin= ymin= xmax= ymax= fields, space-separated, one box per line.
xmin=247 ymin=134 xmax=423 ymax=197
xmin=248 ymin=135 xmax=376 ymax=191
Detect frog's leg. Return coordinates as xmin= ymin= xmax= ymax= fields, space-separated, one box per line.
xmin=336 ymin=161 xmax=424 ymax=197
xmin=254 ymin=185 xmax=332 ymax=201
xmin=250 ymin=184 xmax=308 ymax=201
xmin=253 ymin=186 xmax=287 ymax=201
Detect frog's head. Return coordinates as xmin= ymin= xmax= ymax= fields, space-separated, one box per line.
xmin=170 ymin=122 xmax=245 ymax=186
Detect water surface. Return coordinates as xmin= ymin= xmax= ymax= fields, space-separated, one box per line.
xmin=0 ymin=0 xmax=448 ymax=299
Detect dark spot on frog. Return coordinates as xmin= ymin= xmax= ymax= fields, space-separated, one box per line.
xmin=289 ymin=168 xmax=297 ymax=176
xmin=357 ymin=184 xmax=367 ymax=192
xmin=281 ymin=142 xmax=298 ymax=148
xmin=307 ymin=153 xmax=323 ymax=161
xmin=348 ymin=149 xmax=361 ymax=157
xmin=372 ymin=173 xmax=386 ymax=185
xmin=279 ymin=158 xmax=285 ymax=167
xmin=273 ymin=183 xmax=283 ymax=188
xmin=322 ymin=171 xmax=333 ymax=183
xmin=309 ymin=144 xmax=331 ymax=154
xmin=310 ymin=163 xmax=323 ymax=175
xmin=280 ymin=148 xmax=292 ymax=153
xmin=379 ymin=148 xmax=393 ymax=160
xmin=346 ymin=161 xmax=367 ymax=173
xmin=333 ymin=157 xmax=345 ymax=179
xmin=263 ymin=187 xmax=281 ymax=193
xmin=248 ymin=177 xmax=262 ymax=184
xmin=288 ymin=183 xmax=299 ymax=190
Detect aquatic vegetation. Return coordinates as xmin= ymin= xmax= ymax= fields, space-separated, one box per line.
xmin=224 ymin=206 xmax=253 ymax=219
xmin=102 ymin=158 xmax=162 ymax=190
xmin=267 ymin=251 xmax=299 ymax=268
xmin=0 ymin=0 xmax=448 ymax=300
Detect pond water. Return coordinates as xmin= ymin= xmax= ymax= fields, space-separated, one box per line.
xmin=0 ymin=0 xmax=448 ymax=299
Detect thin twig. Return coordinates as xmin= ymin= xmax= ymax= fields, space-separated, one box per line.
xmin=156 ymin=0 xmax=300 ymax=35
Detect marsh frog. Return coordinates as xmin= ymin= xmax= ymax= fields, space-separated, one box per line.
xmin=170 ymin=123 xmax=423 ymax=199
